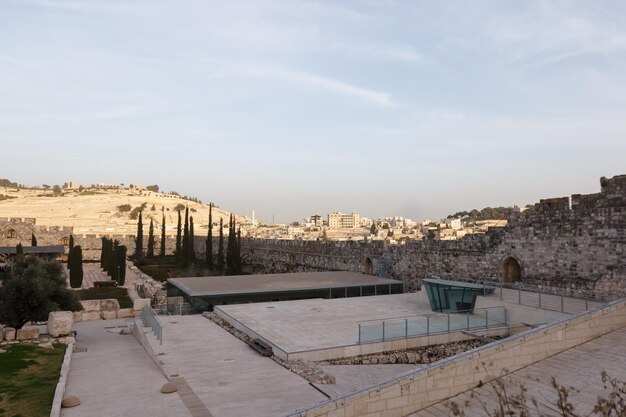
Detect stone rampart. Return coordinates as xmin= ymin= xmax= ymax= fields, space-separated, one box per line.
xmin=241 ymin=175 xmax=626 ymax=298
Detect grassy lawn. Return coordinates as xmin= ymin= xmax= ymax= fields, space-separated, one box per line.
xmin=76 ymin=287 xmax=133 ymax=308
xmin=0 ymin=343 xmax=66 ymax=417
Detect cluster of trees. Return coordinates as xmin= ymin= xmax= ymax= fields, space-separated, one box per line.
xmin=133 ymin=203 xmax=242 ymax=274
xmin=0 ymin=255 xmax=82 ymax=329
xmin=203 ymin=205 xmax=241 ymax=274
xmin=100 ymin=237 xmax=127 ymax=285
xmin=174 ymin=206 xmax=196 ymax=268
xmin=0 ymin=178 xmax=17 ymax=187
xmin=225 ymin=214 xmax=242 ymax=275
xmin=446 ymin=207 xmax=516 ymax=222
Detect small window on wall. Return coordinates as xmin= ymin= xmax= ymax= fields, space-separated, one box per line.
xmin=7 ymin=229 xmax=16 ymax=239
xmin=61 ymin=237 xmax=69 ymax=246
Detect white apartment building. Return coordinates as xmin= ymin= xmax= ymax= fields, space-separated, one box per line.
xmin=328 ymin=211 xmax=361 ymax=229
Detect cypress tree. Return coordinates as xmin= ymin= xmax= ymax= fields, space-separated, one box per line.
xmin=68 ymin=235 xmax=75 ymax=269
xmin=189 ymin=216 xmax=195 ymax=263
xmin=206 ymin=204 xmax=213 ymax=270
xmin=226 ymin=214 xmax=234 ymax=274
xmin=182 ymin=206 xmax=189 ymax=267
xmin=100 ymin=237 xmax=106 ymax=270
xmin=69 ymin=245 xmax=83 ymax=288
xmin=236 ymin=225 xmax=242 ymax=274
xmin=116 ymin=245 xmax=127 ymax=286
xmin=112 ymin=240 xmax=119 ymax=281
xmin=135 ymin=211 xmax=143 ymax=259
xmin=217 ymin=217 xmax=224 ymax=273
xmin=147 ymin=219 xmax=155 ymax=258
xmin=31 ymin=233 xmax=37 ymax=246
xmin=15 ymin=243 xmax=23 ymax=257
xmin=175 ymin=209 xmax=182 ymax=258
xmin=160 ymin=213 xmax=166 ymax=257
xmin=104 ymin=238 xmax=111 ymax=274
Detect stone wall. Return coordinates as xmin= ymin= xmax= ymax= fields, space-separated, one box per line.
xmin=0 ymin=217 xmax=73 ymax=247
xmin=240 ymin=175 xmax=626 ymax=299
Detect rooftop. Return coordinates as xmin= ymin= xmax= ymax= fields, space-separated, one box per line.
xmin=167 ymin=271 xmax=401 ymax=297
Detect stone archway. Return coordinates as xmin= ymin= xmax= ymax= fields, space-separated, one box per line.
xmin=363 ymin=257 xmax=373 ymax=275
xmin=6 ymin=229 xmax=16 ymax=239
xmin=289 ymin=254 xmax=296 ymax=272
xmin=501 ymin=256 xmax=522 ymax=283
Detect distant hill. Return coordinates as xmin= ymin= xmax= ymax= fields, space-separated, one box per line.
xmin=0 ymin=184 xmax=243 ymax=235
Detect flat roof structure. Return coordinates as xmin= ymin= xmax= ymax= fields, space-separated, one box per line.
xmin=214 ymin=293 xmax=508 ymax=361
xmin=167 ymin=271 xmax=404 ymax=312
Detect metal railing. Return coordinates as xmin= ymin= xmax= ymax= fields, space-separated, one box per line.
xmin=140 ymin=305 xmax=164 ymax=345
xmin=358 ymin=306 xmax=507 ymax=344
xmin=482 ymin=280 xmax=607 ymax=314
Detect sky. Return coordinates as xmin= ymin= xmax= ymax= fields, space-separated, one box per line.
xmin=1 ymin=0 xmax=625 ymax=223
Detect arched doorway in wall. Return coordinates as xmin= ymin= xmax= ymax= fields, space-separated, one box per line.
xmin=289 ymin=254 xmax=296 ymax=272
xmin=501 ymin=256 xmax=522 ymax=283
xmin=6 ymin=229 xmax=16 ymax=239
xmin=363 ymin=257 xmax=373 ymax=275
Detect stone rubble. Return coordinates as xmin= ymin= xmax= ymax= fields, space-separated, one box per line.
xmin=321 ymin=339 xmax=490 ymax=366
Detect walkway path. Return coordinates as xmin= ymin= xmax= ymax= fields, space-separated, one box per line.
xmin=142 ymin=315 xmax=327 ymax=417
xmin=64 ymin=263 xmax=110 ymax=288
xmin=61 ymin=319 xmax=189 ymax=417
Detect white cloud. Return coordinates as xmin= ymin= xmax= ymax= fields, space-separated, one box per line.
xmin=242 ymin=64 xmax=396 ymax=107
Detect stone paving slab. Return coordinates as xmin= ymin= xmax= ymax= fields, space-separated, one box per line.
xmin=144 ymin=315 xmax=327 ymax=417
xmin=61 ymin=319 xmax=189 ymax=417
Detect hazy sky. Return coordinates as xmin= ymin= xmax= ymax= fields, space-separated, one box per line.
xmin=2 ymin=1 xmax=625 ymax=223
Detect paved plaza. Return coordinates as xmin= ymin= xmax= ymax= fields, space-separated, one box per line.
xmin=216 ymin=294 xmax=434 ymax=352
xmin=62 ymin=319 xmax=188 ymax=417
xmin=142 ymin=315 xmax=327 ymax=417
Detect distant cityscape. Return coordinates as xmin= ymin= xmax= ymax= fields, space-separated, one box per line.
xmin=242 ymin=209 xmax=511 ymax=242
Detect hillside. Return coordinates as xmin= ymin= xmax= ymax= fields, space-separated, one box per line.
xmin=0 ymin=186 xmax=242 ymax=235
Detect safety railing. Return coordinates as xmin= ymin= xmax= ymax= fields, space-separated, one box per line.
xmin=482 ymin=280 xmax=607 ymax=314
xmin=140 ymin=305 xmax=164 ymax=345
xmin=358 ymin=306 xmax=507 ymax=344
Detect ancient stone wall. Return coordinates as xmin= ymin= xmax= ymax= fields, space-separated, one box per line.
xmin=0 ymin=217 xmax=73 ymax=247
xmin=240 ymin=175 xmax=626 ymax=298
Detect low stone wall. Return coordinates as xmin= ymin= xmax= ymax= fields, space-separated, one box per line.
xmin=282 ymin=299 xmax=626 ymax=417
xmin=73 ymin=299 xmax=135 ymax=322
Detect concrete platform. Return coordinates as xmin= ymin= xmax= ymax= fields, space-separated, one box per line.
xmin=215 ymin=294 xmax=508 ymax=361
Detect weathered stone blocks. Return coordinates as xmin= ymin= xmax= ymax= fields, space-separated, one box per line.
xmin=3 ymin=327 xmax=16 ymax=341
xmin=47 ymin=311 xmax=73 ymax=337
xmin=16 ymin=326 xmax=39 ymax=340
xmin=117 ymin=308 xmax=134 ymax=319
xmin=133 ymin=298 xmax=151 ymax=312
xmin=100 ymin=299 xmax=120 ymax=312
